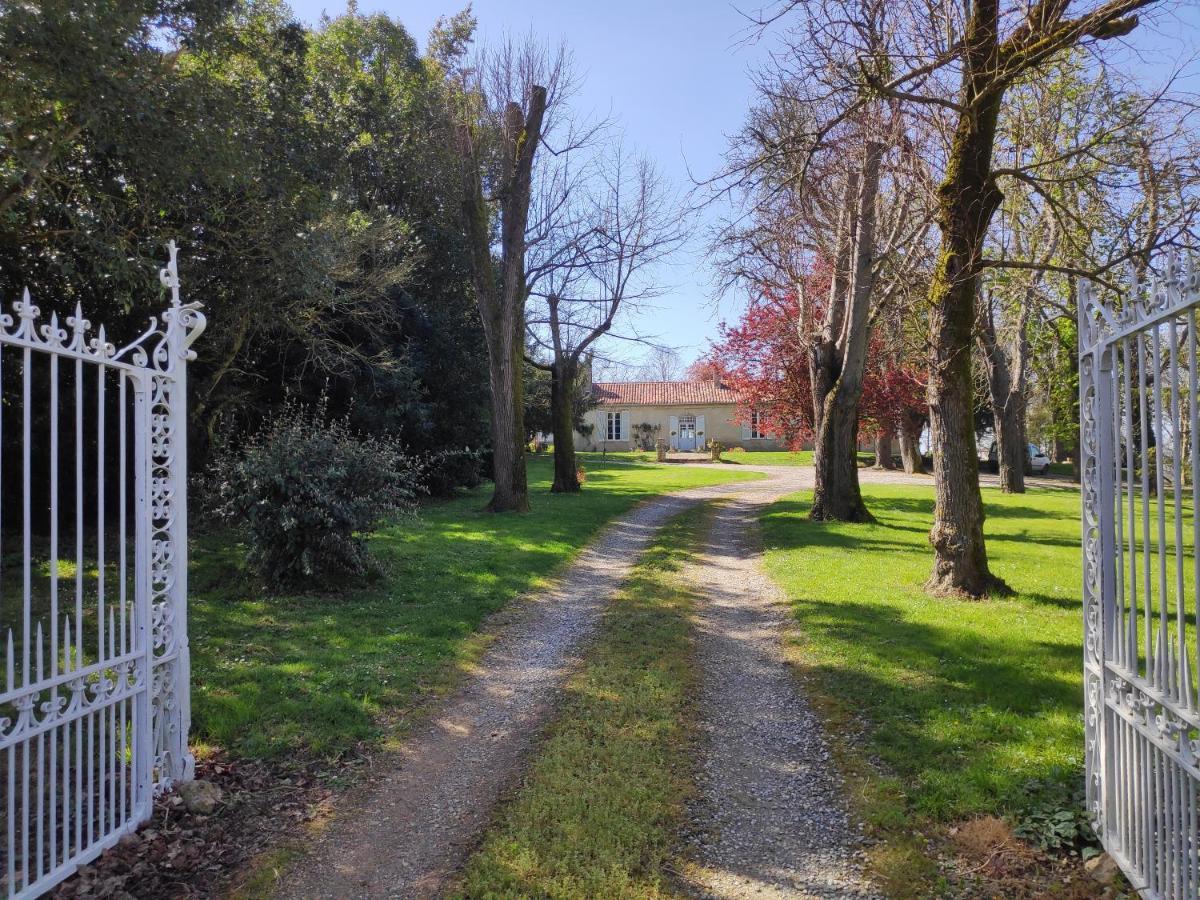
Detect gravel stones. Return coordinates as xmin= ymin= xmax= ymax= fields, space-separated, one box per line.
xmin=274 ymin=479 xmax=763 ymax=900
xmin=682 ymin=485 xmax=880 ymax=899
xmin=276 ymin=466 xmax=886 ymax=898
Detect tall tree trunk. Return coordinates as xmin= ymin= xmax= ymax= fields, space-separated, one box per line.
xmin=550 ymin=359 xmax=580 ymax=493
xmin=808 ymin=175 xmax=857 ymax=441
xmin=873 ymin=426 xmax=897 ymax=470
xmin=928 ymin=275 xmax=998 ymax=594
xmin=812 ymin=393 xmax=870 ymax=520
xmin=811 ymin=139 xmax=883 ymax=523
xmin=993 ymin=393 xmax=1027 ymax=492
xmin=899 ymin=414 xmax=925 ymax=474
xmin=978 ymin=312 xmax=1027 ymax=494
xmin=925 ymin=30 xmax=1009 ymax=596
xmin=979 ymin=207 xmax=1046 ymax=494
xmin=484 ymin=326 xmax=529 ymax=511
xmin=459 ymin=89 xmax=547 ymax=513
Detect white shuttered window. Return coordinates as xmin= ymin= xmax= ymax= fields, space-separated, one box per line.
xmin=751 ymin=410 xmax=765 ymax=439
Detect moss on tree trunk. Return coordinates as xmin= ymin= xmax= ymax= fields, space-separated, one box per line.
xmin=925 ymin=65 xmax=1010 ymax=597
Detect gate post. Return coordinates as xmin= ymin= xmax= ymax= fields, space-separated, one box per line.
xmin=1078 ymin=279 xmax=1113 ymax=840
xmin=150 ymin=242 xmax=206 ymax=788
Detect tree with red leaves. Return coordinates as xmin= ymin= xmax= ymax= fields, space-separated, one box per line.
xmin=704 ymin=293 xmax=814 ymax=449
xmin=858 ymin=339 xmax=927 ymax=473
xmin=704 ymin=291 xmax=926 ymax=466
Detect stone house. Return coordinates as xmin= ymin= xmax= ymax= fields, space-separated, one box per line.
xmin=573 ymin=378 xmax=787 ymax=452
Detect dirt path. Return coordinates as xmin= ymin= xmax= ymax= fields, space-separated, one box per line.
xmin=683 ymin=488 xmax=879 ymax=899
xmin=273 ymin=473 xmax=803 ymax=900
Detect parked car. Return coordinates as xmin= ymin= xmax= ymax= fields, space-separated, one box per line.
xmin=977 ymin=432 xmax=1052 ymax=475
xmin=1028 ymin=443 xmax=1051 ymax=475
xmin=977 ymin=431 xmax=997 ymax=471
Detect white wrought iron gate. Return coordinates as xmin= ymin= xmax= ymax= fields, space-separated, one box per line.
xmin=0 ymin=244 xmax=203 ymax=898
xmin=1080 ymin=261 xmax=1200 ymax=898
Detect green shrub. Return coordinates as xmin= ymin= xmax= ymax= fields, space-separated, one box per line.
xmin=206 ymin=401 xmax=424 ymax=591
xmin=1013 ymin=776 xmax=1098 ymax=857
xmin=423 ymin=446 xmax=484 ymax=497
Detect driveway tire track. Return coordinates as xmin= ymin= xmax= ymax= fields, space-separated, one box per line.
xmin=682 ymin=484 xmax=879 ymax=899
xmin=274 ymin=474 xmax=796 ymax=899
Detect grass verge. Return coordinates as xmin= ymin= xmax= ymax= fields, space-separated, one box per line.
xmin=761 ymin=484 xmax=1091 ymax=896
xmin=573 ymin=448 xmax=880 ymax=467
xmin=575 ymin=450 xmax=658 ymax=463
xmin=453 ymin=506 xmax=708 ymax=898
xmin=719 ymin=449 xmax=875 ymax=466
xmin=189 ymin=457 xmax=758 ymax=763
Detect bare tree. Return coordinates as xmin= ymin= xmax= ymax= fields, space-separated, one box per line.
xmin=807 ymin=133 xmax=885 ymax=519
xmin=591 ymin=356 xmax=642 ymax=382
xmin=979 ymin=56 xmax=1200 ymax=492
xmin=978 ymin=199 xmax=1057 ymax=493
xmin=455 ymin=37 xmax=572 ymax=512
xmin=712 ymin=9 xmax=937 ymax=521
xmin=741 ymin=0 xmax=1180 ymax=595
xmin=527 ymin=148 xmax=686 ymax=492
xmin=639 ymin=346 xmax=685 ymax=382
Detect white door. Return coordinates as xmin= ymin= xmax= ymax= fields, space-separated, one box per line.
xmin=678 ymin=414 xmax=697 ymax=450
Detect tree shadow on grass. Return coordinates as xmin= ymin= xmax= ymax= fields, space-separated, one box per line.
xmin=1020 ymin=591 xmax=1081 ymax=612
xmin=187 ymin=508 xmax=599 ymax=760
xmin=758 ymin=489 xmax=1086 ymax=827
xmin=786 ymin=594 xmax=1083 ymax=819
xmin=767 ymin=494 xmax=1085 ymax=554
xmin=761 ymin=499 xmax=930 ymax=556
xmin=862 ymin=493 xmax=1073 ymax=522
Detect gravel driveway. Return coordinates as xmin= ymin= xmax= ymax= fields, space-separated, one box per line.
xmin=273 ymin=475 xmax=786 ymax=900
xmin=272 ymin=464 xmax=1003 ymax=898
xmin=681 ymin=483 xmax=879 ymax=899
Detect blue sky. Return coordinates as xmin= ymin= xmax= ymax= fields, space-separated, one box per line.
xmin=288 ymin=1 xmax=1200 ymax=371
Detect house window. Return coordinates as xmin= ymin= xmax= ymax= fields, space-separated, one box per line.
xmin=750 ymin=410 xmax=766 ymax=439
xmin=606 ymin=411 xmax=624 ymax=441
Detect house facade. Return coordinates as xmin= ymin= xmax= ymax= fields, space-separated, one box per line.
xmin=574 ymin=379 xmax=787 ymax=452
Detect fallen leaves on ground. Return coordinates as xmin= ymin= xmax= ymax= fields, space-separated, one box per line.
xmin=51 ymin=753 xmax=330 ymax=899
xmin=945 ymin=816 xmax=1123 ymax=899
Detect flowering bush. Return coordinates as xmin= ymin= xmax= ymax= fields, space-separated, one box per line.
xmin=205 ymin=400 xmax=424 ymax=591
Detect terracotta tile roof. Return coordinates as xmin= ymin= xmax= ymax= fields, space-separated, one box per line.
xmin=591 ymin=380 xmax=741 ymax=407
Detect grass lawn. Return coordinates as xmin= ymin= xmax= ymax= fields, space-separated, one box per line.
xmin=721 ymin=449 xmax=814 ymax=465
xmin=720 ymin=448 xmax=875 ymax=466
xmin=455 ymin=508 xmax=707 ymax=898
xmin=575 ymin=449 xmax=657 ymax=463
xmin=574 ymin=448 xmax=878 ymax=467
xmin=761 ymin=483 xmax=1090 ymax=893
xmin=188 ymin=457 xmax=760 ymax=762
